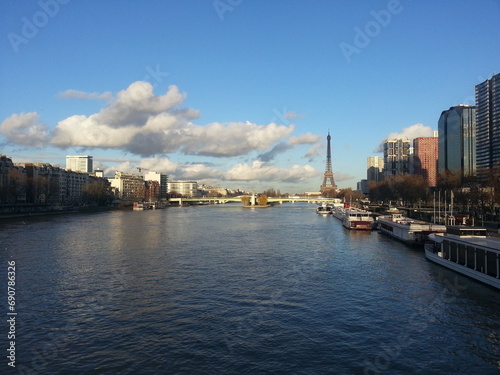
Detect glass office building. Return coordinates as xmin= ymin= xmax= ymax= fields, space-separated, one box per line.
xmin=438 ymin=105 xmax=476 ymax=178
xmin=475 ymin=73 xmax=500 ymax=179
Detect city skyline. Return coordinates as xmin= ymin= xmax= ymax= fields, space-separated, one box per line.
xmin=1 ymin=1 xmax=499 ymax=192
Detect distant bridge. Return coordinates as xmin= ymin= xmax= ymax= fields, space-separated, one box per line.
xmin=169 ymin=196 xmax=335 ymax=206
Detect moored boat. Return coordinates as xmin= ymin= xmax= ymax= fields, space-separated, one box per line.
xmin=133 ymin=202 xmax=145 ymax=210
xmin=342 ymin=209 xmax=374 ymax=230
xmin=377 ymin=213 xmax=446 ymax=245
xmin=316 ymin=203 xmax=333 ymax=215
xmin=425 ymin=226 xmax=500 ymax=289
xmin=332 ymin=205 xmax=346 ymax=220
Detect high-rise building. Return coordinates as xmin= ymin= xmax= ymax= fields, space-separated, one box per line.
xmin=383 ymin=139 xmax=410 ymax=178
xmin=413 ymin=137 xmax=438 ymax=187
xmin=367 ymin=156 xmax=384 ymax=183
xmin=438 ymin=105 xmax=476 ymax=179
xmin=144 ymin=171 xmax=168 ymax=199
xmin=475 ymin=73 xmax=500 ymax=179
xmin=66 ymin=155 xmax=93 ymax=173
xmin=357 ymin=179 xmax=368 ymax=194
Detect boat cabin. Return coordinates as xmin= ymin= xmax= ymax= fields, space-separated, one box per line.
xmin=446 ymin=226 xmax=488 ymax=237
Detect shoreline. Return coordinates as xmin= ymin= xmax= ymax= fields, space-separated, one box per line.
xmin=0 ymin=205 xmax=121 ymax=220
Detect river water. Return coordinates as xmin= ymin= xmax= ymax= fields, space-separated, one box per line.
xmin=1 ymin=203 xmax=499 ymax=374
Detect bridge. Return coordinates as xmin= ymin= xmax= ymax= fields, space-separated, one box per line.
xmin=169 ymin=196 xmax=335 ymax=206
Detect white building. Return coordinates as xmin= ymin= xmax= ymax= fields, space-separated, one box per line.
xmin=168 ymin=180 xmax=198 ymax=197
xmin=66 ymin=155 xmax=93 ymax=173
xmin=109 ymin=172 xmax=145 ymax=200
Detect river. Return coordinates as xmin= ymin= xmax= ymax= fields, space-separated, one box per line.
xmin=1 ymin=203 xmax=499 ymax=374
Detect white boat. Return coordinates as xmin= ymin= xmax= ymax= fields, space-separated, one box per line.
xmin=332 ymin=206 xmax=346 ymax=220
xmin=377 ymin=213 xmax=446 ymax=245
xmin=341 ymin=209 xmax=374 ymax=230
xmin=425 ymin=226 xmax=500 ymax=289
xmin=133 ymin=202 xmax=145 ymax=210
xmin=316 ymin=203 xmax=333 ymax=215
xmin=332 ymin=203 xmax=351 ymax=220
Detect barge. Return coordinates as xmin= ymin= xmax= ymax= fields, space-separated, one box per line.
xmin=425 ymin=226 xmax=500 ymax=289
xmin=341 ymin=209 xmax=374 ymax=230
xmin=377 ymin=213 xmax=446 ymax=245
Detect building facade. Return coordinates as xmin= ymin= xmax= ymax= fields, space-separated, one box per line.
xmin=66 ymin=155 xmax=93 ymax=173
xmin=475 ymin=73 xmax=500 ymax=179
xmin=413 ymin=137 xmax=438 ymax=187
xmin=367 ymin=156 xmax=384 ymax=183
xmin=168 ymin=180 xmax=198 ymax=197
xmin=145 ymin=180 xmax=161 ymax=201
xmin=438 ymin=105 xmax=477 ymax=179
xmin=383 ymin=139 xmax=410 ymax=178
xmin=109 ymin=172 xmax=146 ymax=201
xmin=357 ymin=179 xmax=368 ymax=194
xmin=1 ymin=155 xmax=107 ymax=205
xmin=0 ymin=155 xmax=27 ymax=203
xmin=144 ymin=171 xmax=168 ymax=199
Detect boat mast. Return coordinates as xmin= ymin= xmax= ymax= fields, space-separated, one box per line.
xmin=438 ymin=190 xmax=441 ymax=224
xmin=444 ymin=191 xmax=447 ymax=225
xmin=433 ymin=191 xmax=436 ymax=224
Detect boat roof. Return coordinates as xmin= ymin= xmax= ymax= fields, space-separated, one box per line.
xmin=446 ymin=226 xmax=488 ymax=236
xmin=454 ymin=236 xmax=500 ymax=250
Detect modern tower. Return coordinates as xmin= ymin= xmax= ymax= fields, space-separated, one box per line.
xmin=383 ymin=139 xmax=410 ymax=178
xmin=66 ymin=155 xmax=93 ymax=173
xmin=367 ymin=156 xmax=384 ymax=183
xmin=320 ymin=132 xmax=337 ymax=193
xmin=145 ymin=171 xmax=168 ymax=199
xmin=437 ymin=105 xmax=476 ymax=179
xmin=413 ymin=136 xmax=438 ymax=187
xmin=475 ymin=73 xmax=500 ymax=180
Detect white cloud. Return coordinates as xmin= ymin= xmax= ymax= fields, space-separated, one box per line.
xmin=288 ymin=132 xmax=321 ymax=145
xmin=138 ymin=157 xmax=179 ymax=174
xmin=104 ymin=161 xmax=135 ymax=176
xmin=334 ymin=172 xmax=355 ymax=182
xmin=375 ymin=123 xmax=434 ymax=152
xmin=178 ymin=163 xmax=223 ymax=180
xmin=0 ymin=112 xmax=50 ymax=147
xmin=225 ymin=160 xmax=320 ymax=182
xmin=304 ymin=144 xmax=323 ymax=161
xmin=51 ymin=81 xmax=294 ymax=157
xmin=58 ymin=89 xmax=112 ymax=101
xmin=284 ymin=111 xmax=303 ymax=120
xmin=2 ymin=82 xmax=326 ymax=188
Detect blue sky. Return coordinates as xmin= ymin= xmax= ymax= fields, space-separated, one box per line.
xmin=1 ymin=0 xmax=499 ymax=193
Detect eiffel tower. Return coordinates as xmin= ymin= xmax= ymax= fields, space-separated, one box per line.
xmin=320 ymin=132 xmax=337 ymax=194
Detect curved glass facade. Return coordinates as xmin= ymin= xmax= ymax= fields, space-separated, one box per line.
xmin=438 ymin=105 xmax=476 ymax=178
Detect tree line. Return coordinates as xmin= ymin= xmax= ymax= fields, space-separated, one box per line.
xmin=366 ymin=166 xmax=500 ymax=217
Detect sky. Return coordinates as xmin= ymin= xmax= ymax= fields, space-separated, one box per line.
xmin=1 ymin=0 xmax=499 ymax=193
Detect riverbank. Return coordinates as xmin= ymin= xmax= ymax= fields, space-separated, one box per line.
xmin=0 ymin=205 xmax=120 ymax=220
